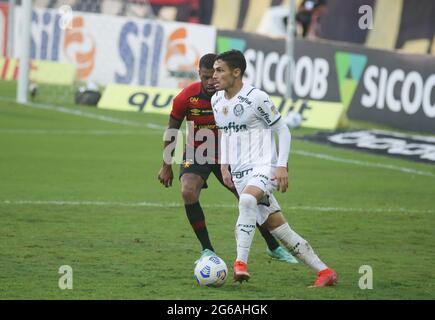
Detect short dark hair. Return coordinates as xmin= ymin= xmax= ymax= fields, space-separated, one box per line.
xmin=216 ymin=50 xmax=246 ymax=76
xmin=199 ymin=53 xmax=217 ymax=69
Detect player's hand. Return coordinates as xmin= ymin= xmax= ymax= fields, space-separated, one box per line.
xmin=158 ymin=164 xmax=173 ymax=188
xmin=273 ymin=166 xmax=288 ymax=193
xmin=221 ymin=166 xmax=234 ymax=189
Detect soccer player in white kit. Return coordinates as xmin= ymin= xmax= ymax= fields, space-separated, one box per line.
xmin=211 ymin=50 xmax=337 ymax=287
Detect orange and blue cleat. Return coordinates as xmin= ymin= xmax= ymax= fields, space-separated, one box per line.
xmin=309 ymin=268 xmax=338 ymax=288
xmin=233 ymin=260 xmax=250 ymax=283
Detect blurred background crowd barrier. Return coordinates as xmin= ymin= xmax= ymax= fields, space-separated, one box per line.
xmin=0 ymin=0 xmax=434 ymax=133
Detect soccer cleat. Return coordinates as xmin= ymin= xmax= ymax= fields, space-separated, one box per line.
xmin=308 ymin=268 xmax=338 ymax=288
xmin=267 ymin=246 xmax=299 ymax=264
xmin=233 ymin=260 xmax=250 ymax=283
xmin=194 ymin=248 xmax=215 ymax=265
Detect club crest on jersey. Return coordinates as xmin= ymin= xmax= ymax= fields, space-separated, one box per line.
xmin=182 ymin=159 xmax=193 ymax=168
xmin=233 ymin=104 xmax=244 ymax=117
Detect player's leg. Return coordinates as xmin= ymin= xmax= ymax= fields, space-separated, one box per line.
xmin=211 ymin=165 xmax=282 ymax=255
xmin=232 ymin=185 xmax=265 ymax=282
xmin=262 ymin=209 xmax=338 ymax=287
xmin=264 ymin=210 xmax=328 ymax=272
xmin=180 ymin=163 xmax=215 ymax=257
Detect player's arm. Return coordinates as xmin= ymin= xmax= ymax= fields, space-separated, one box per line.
xmin=158 ymin=93 xmax=186 ymax=188
xmin=220 ymin=129 xmax=234 ymax=189
xmin=158 ymin=116 xmax=182 ymax=188
xmin=212 ymin=94 xmax=234 ymax=190
xmin=220 ymin=164 xmax=234 ymax=189
xmin=271 ymin=118 xmax=291 ymax=193
xmin=254 ymin=92 xmax=291 ymax=192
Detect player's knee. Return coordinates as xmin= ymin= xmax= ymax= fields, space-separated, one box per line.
xmin=239 ymin=193 xmax=257 ymax=210
xmin=264 ymin=212 xmax=286 ymax=230
xmin=181 ymin=187 xmax=199 ymax=204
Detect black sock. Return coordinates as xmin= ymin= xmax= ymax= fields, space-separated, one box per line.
xmin=185 ymin=202 xmax=214 ymax=252
xmin=257 ymin=223 xmax=279 ymax=251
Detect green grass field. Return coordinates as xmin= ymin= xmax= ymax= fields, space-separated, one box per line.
xmin=0 ymin=81 xmax=434 ymax=300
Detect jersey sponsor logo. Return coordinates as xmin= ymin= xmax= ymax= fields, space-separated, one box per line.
xmin=237 ymin=95 xmax=253 ymax=105
xmin=231 ymin=168 xmax=253 ymax=179
xmin=233 ymin=104 xmax=244 ymax=117
xmin=218 ymin=122 xmax=248 ymax=133
xmin=194 ymin=124 xmax=217 ymax=130
xmin=189 ymin=108 xmax=214 ymax=117
xmin=189 ymin=97 xmax=199 ymax=104
xmin=253 ymin=173 xmax=269 ymax=181
xmin=257 ymin=106 xmax=272 ymax=124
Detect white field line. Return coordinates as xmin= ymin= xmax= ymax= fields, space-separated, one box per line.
xmin=0 ymin=97 xmax=166 ymax=130
xmin=1 ymin=200 xmax=433 ymax=215
xmin=2 ymin=98 xmax=433 ymax=177
xmin=24 ymin=101 xmax=165 ymax=130
xmin=0 ymin=129 xmax=154 ymax=135
xmin=293 ymin=150 xmax=434 ymax=177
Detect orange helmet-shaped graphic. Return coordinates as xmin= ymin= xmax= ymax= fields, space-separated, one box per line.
xmin=165 ymin=27 xmax=199 ymax=87
xmin=64 ymin=16 xmax=96 ymax=80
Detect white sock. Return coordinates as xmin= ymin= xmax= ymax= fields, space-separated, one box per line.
xmin=235 ymin=194 xmax=258 ymax=264
xmin=271 ymin=223 xmax=327 ymax=273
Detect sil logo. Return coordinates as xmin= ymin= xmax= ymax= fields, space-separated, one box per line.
xmin=63 ymin=16 xmax=96 ymax=80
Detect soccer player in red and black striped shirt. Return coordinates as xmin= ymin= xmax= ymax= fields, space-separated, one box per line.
xmin=158 ymin=54 xmax=297 ymax=264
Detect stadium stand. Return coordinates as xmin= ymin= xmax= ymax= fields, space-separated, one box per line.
xmin=4 ymin=0 xmax=434 ymax=55
xmin=318 ymin=0 xmax=435 ymax=55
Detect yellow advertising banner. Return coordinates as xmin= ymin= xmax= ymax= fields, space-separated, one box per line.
xmin=269 ymin=96 xmax=345 ymax=130
xmin=0 ymin=58 xmax=76 ymax=85
xmin=98 ymin=84 xmax=179 ymax=114
xmin=99 ymin=84 xmax=345 ymax=130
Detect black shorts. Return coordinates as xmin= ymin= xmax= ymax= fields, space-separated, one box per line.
xmin=179 ymin=161 xmax=225 ymax=189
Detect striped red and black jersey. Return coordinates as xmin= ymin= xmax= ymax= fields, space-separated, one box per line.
xmin=170 ymin=82 xmax=218 ymax=160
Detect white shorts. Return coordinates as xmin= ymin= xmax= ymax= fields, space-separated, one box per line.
xmin=232 ymin=166 xmax=282 ymax=225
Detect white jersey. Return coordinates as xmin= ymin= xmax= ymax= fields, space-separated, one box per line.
xmin=211 ymin=83 xmax=282 ymax=173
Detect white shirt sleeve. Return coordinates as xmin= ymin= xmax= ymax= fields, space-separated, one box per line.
xmin=252 ymin=90 xmax=282 ymax=127
xmin=271 ymin=117 xmax=291 ymax=167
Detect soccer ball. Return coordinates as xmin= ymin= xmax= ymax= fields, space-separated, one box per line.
xmin=194 ymin=255 xmax=228 ymax=287
xmin=285 ymin=111 xmax=303 ymax=129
